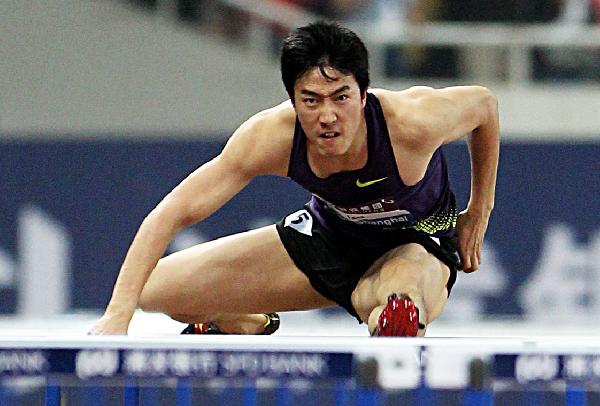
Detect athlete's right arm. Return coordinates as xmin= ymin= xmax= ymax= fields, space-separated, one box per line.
xmin=88 ymin=103 xmax=295 ymax=335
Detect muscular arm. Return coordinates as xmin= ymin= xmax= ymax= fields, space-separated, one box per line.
xmin=381 ymin=85 xmax=499 ymax=272
xmin=90 ymin=103 xmax=294 ymax=334
xmin=425 ymin=86 xmax=500 ymax=272
xmin=436 ymin=86 xmax=499 ymax=217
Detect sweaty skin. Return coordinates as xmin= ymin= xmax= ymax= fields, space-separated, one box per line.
xmin=89 ymin=67 xmax=498 ymax=335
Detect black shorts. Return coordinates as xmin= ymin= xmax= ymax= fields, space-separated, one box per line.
xmin=276 ymin=205 xmax=461 ymax=323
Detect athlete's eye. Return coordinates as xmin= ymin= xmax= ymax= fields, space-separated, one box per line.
xmin=303 ymin=98 xmax=317 ymax=105
xmin=336 ymin=94 xmax=349 ymax=101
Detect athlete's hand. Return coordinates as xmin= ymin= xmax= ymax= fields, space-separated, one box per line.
xmin=455 ymin=208 xmax=490 ymax=273
xmin=87 ymin=312 xmax=131 ymax=335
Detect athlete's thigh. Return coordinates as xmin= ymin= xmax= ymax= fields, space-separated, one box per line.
xmin=140 ymin=225 xmax=334 ymax=315
xmin=351 ymin=243 xmax=450 ymax=322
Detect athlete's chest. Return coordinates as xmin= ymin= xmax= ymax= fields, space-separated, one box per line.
xmin=309 ymin=168 xmax=418 ymax=231
xmin=304 ymin=157 xmax=405 ymax=207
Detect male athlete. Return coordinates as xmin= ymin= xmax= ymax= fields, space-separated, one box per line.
xmin=89 ymin=21 xmax=499 ymax=337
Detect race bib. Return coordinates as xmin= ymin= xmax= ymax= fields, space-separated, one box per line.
xmin=283 ymin=209 xmax=313 ymax=236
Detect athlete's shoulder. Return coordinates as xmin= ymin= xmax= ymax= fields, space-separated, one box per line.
xmin=374 ymin=85 xmax=495 ymax=110
xmin=246 ymin=99 xmax=296 ymax=130
xmin=224 ymin=100 xmax=296 ymax=176
xmin=232 ymin=100 xmax=296 ymax=144
xmin=369 ymin=87 xmax=439 ymax=144
xmin=370 ymin=86 xmax=440 ymax=109
xmin=371 ymin=85 xmax=496 ymax=148
xmin=370 ymin=86 xmax=479 ymax=131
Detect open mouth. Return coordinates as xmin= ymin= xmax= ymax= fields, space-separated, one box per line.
xmin=319 ymin=131 xmax=340 ymax=139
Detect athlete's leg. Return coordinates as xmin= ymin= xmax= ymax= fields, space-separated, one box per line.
xmin=350 ymin=243 xmax=451 ymax=336
xmin=138 ymin=225 xmax=335 ymax=333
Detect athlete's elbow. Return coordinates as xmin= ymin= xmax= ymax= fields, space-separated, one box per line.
xmin=473 ymin=87 xmax=498 ymax=128
xmin=475 ymin=86 xmax=498 ymax=112
xmin=145 ymin=197 xmax=189 ymax=235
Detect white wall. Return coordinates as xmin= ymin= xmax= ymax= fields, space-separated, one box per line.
xmin=1 ymin=0 xmax=287 ymax=136
xmin=2 ymin=0 xmax=600 ymax=139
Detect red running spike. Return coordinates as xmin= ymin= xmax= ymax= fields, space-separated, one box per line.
xmin=374 ymin=293 xmax=419 ymax=337
xmin=193 ymin=323 xmax=208 ymax=334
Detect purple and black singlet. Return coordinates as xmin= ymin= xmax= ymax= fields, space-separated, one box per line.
xmin=287 ymin=92 xmax=457 ymax=244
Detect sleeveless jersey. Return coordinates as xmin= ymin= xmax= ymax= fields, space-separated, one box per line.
xmin=287 ymin=93 xmax=457 ymax=243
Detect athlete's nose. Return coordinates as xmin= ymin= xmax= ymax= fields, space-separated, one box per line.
xmin=319 ymin=102 xmax=337 ymax=125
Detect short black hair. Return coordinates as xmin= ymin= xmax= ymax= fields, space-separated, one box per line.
xmin=280 ymin=21 xmax=369 ymax=102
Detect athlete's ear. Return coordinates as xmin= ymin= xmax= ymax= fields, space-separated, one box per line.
xmin=361 ymin=91 xmax=367 ymax=108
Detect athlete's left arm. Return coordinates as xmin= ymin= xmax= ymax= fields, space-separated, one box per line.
xmin=423 ymin=85 xmax=500 ymax=273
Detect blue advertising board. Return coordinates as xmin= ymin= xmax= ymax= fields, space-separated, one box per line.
xmin=1 ymin=136 xmax=599 ymax=321
xmin=0 ymin=347 xmax=353 ymax=379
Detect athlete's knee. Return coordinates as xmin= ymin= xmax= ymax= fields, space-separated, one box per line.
xmin=374 ymin=273 xmax=423 ymax=306
xmin=374 ymin=256 xmax=441 ymax=305
xmin=387 ymin=243 xmax=430 ymax=263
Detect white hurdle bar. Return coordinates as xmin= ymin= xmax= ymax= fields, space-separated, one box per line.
xmin=1 ymin=335 xmax=600 ymax=405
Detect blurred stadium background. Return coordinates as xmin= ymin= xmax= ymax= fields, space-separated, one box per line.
xmin=1 ymin=0 xmax=600 ymax=404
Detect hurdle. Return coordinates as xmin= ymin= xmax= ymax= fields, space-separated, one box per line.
xmin=1 ymin=335 xmax=600 ymax=405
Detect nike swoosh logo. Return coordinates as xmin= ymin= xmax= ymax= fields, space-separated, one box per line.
xmin=356 ymin=177 xmax=388 ymax=187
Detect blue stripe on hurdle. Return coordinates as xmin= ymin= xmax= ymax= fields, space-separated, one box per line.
xmin=123 ymin=379 xmax=140 ymax=406
xmin=44 ymin=381 xmax=61 ymax=406
xmin=334 ymin=379 xmax=351 ymax=405
xmin=276 ymin=384 xmax=292 ymax=406
xmin=176 ymin=378 xmax=192 ymax=406
xmin=243 ymin=382 xmax=257 ymax=406
xmin=357 ymin=388 xmax=381 ymax=406
xmin=566 ymin=385 xmax=586 ymax=406
xmin=0 ymin=380 xmax=5 ymax=406
xmin=417 ymin=382 xmax=437 ymax=405
xmin=463 ymin=389 xmax=494 ymax=406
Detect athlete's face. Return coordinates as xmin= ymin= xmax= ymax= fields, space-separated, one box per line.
xmin=293 ymin=67 xmax=366 ymax=156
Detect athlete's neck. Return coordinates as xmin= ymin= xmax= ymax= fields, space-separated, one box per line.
xmin=308 ymin=118 xmax=368 ymax=178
